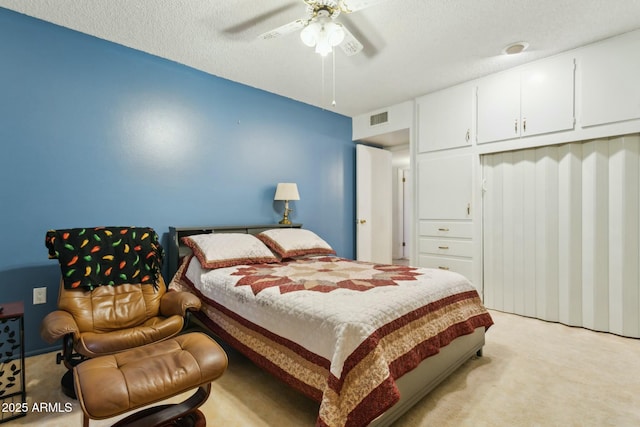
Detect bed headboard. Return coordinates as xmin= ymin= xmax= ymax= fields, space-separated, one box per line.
xmin=167 ymin=224 xmax=302 ymax=279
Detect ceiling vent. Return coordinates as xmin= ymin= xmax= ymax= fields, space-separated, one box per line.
xmin=369 ymin=111 xmax=388 ymax=126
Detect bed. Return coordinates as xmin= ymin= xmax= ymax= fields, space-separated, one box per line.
xmin=167 ymin=225 xmax=493 ymax=427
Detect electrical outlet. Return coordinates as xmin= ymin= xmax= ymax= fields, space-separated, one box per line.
xmin=33 ymin=287 xmax=47 ymax=305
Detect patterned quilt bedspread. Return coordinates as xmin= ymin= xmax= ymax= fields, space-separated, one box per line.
xmin=170 ymin=255 xmax=493 ymax=427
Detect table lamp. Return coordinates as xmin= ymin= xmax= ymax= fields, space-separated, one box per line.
xmin=274 ymin=183 xmax=300 ymax=225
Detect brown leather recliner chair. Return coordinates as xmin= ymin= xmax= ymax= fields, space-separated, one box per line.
xmin=41 ymin=227 xmax=201 ymax=398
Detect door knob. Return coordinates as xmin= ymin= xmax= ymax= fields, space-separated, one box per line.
xmin=359 ymin=219 xmax=367 ymax=224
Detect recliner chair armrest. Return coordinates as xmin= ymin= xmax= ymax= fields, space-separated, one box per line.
xmin=160 ymin=290 xmax=201 ymax=317
xmin=40 ymin=310 xmax=79 ymax=344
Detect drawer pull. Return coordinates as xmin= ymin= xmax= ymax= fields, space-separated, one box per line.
xmin=438 ymin=246 xmax=449 ymax=250
xmin=438 ymin=266 xmax=450 ymax=270
xmin=438 ymin=228 xmax=450 ymax=232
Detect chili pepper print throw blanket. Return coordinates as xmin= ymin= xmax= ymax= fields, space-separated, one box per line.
xmin=170 ymin=255 xmax=493 ymax=427
xmin=45 ymin=226 xmax=163 ymax=290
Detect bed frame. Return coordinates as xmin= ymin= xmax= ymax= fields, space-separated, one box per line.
xmin=167 ymin=224 xmax=486 ymax=427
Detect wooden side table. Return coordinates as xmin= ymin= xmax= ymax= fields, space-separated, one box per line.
xmin=0 ymin=301 xmax=26 ymax=423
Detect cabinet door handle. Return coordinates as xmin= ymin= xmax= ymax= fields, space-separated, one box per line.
xmin=438 ymin=266 xmax=450 ymax=270
xmin=438 ymin=246 xmax=449 ymax=250
xmin=438 ymin=228 xmax=449 ymax=232
xmin=465 ymin=129 xmax=470 ymax=142
xmin=514 ymin=119 xmax=518 ymax=134
xmin=523 ymin=118 xmax=527 ymax=132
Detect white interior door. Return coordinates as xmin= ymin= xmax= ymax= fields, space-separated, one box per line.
xmin=357 ymin=144 xmax=392 ymax=263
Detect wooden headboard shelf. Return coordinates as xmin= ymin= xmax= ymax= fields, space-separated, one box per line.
xmin=167 ymin=224 xmax=302 ymax=279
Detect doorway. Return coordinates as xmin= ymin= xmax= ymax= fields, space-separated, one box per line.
xmin=354 ymin=135 xmax=412 ymax=265
xmin=356 ymin=144 xmax=393 ymax=264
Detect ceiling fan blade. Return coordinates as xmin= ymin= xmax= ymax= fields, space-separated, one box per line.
xmin=339 ymin=0 xmax=390 ymax=13
xmin=259 ymin=19 xmax=307 ymax=40
xmin=339 ymin=25 xmax=364 ymax=56
xmin=223 ymin=3 xmax=299 ymax=35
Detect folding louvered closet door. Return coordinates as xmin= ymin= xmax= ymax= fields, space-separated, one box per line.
xmin=482 ymin=133 xmax=640 ymax=338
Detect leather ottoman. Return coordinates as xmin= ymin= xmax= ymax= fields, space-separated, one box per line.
xmin=73 ymin=332 xmax=227 ymax=427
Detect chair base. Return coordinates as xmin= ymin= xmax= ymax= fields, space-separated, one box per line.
xmin=61 ymin=370 xmax=77 ymax=399
xmin=110 ymin=387 xmax=209 ymax=427
xmin=158 ymin=409 xmax=205 ymax=427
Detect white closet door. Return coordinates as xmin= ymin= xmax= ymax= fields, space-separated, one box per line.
xmin=482 ymin=134 xmax=640 ymax=337
xmin=608 ymin=137 xmax=640 ymax=335
xmin=418 ymin=154 xmax=472 ymax=220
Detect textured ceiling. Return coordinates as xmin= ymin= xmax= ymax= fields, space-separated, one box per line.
xmin=2 ymin=0 xmax=640 ymax=117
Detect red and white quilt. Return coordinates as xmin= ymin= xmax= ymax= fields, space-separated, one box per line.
xmin=170 ymin=255 xmax=493 ymax=427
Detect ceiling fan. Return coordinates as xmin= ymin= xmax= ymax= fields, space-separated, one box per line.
xmin=258 ymin=0 xmax=389 ymax=57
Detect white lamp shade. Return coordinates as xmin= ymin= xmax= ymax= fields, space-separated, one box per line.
xmin=301 ymin=22 xmax=320 ymax=47
xmin=326 ymin=22 xmax=345 ymax=46
xmin=274 ymin=183 xmax=300 ymax=201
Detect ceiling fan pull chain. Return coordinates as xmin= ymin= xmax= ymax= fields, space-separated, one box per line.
xmin=321 ymin=54 xmax=326 ymax=107
xmin=332 ymin=48 xmax=337 ymax=107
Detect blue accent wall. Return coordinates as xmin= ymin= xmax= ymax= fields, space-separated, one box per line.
xmin=0 ymin=8 xmax=355 ymax=355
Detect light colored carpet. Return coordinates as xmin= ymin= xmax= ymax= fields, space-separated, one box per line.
xmin=7 ymin=310 xmax=640 ymax=427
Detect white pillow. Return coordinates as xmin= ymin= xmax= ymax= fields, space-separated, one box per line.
xmin=257 ymin=228 xmax=335 ymax=258
xmin=182 ymin=233 xmax=278 ymax=269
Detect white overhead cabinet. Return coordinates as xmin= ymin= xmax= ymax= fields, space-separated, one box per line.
xmin=477 ymin=55 xmax=575 ymax=144
xmin=417 ymin=84 xmax=474 ymax=153
xmin=580 ymin=32 xmax=640 ymax=127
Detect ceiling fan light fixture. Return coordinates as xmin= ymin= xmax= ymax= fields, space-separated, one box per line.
xmin=300 ymin=17 xmax=345 ymax=56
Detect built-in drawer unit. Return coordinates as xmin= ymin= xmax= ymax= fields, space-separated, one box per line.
xmin=418 ymin=220 xmax=474 ymax=282
xmin=418 ymin=255 xmax=473 ymax=280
